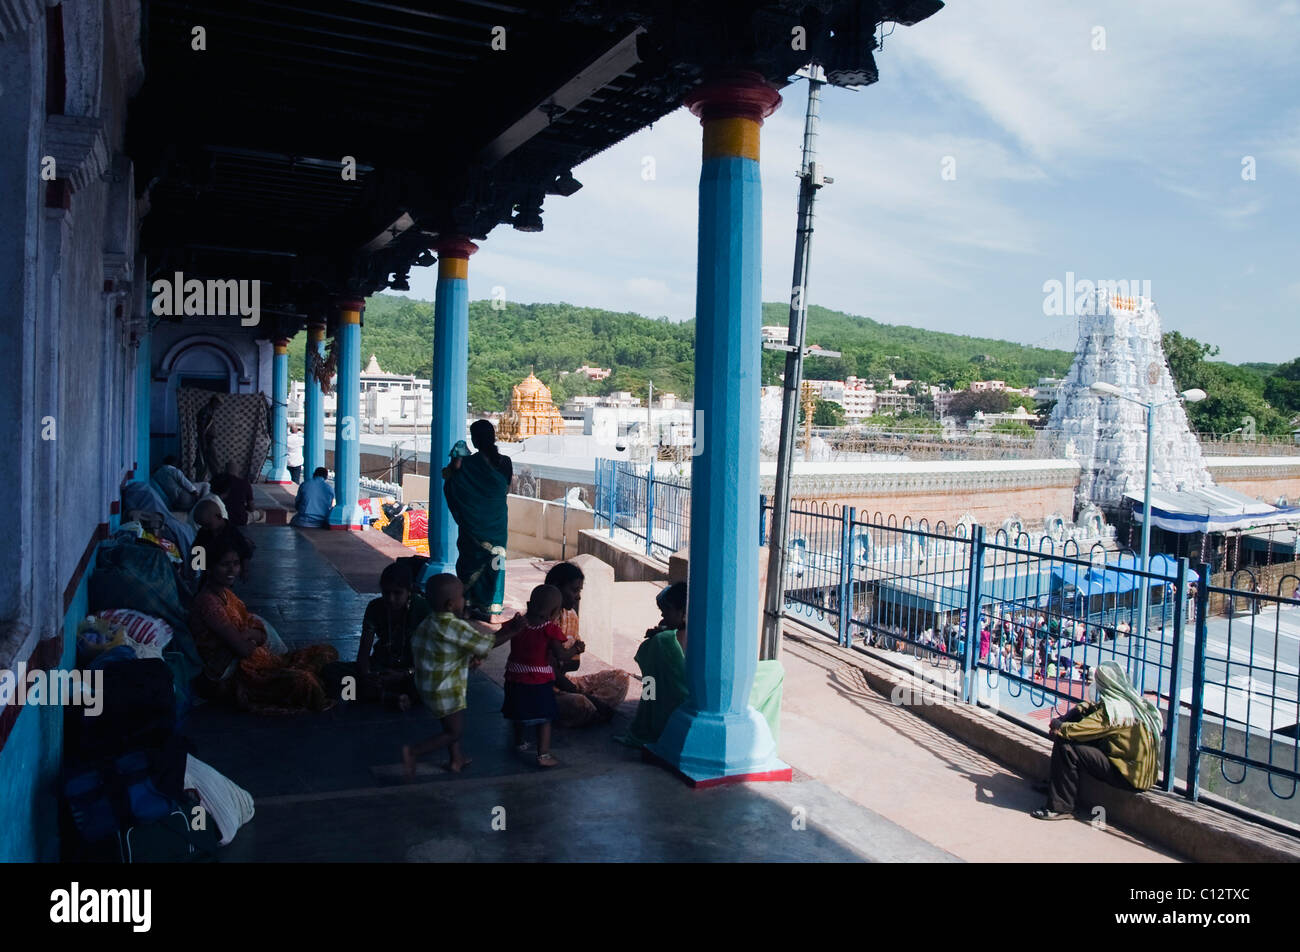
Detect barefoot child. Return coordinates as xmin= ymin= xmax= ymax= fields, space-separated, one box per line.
xmin=502 ymin=584 xmax=568 ymax=767
xmin=403 ymin=574 xmax=517 ymax=777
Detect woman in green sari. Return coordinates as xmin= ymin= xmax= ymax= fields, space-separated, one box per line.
xmin=442 ymin=420 xmax=512 ymax=621
xmin=618 ymin=583 xmax=690 ymax=748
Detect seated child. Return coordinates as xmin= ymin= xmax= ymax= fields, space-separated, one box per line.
xmin=355 ymin=563 xmax=430 ymax=709
xmin=501 ymin=584 xmax=568 ymax=768
xmin=403 ymin=574 xmax=517 ymax=777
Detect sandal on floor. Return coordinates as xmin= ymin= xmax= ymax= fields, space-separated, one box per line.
xmin=536 ymin=753 xmax=558 ymax=768
xmin=1030 ymin=807 xmax=1072 ymax=820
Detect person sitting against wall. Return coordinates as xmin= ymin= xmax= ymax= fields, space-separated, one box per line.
xmin=1031 ymin=661 xmax=1160 ymax=820
xmin=291 ymin=466 xmax=334 ymax=528
xmin=544 ymin=562 xmax=630 ymax=728
xmin=189 ymin=535 xmax=337 ymax=714
xmin=617 ymin=582 xmax=689 ymax=749
xmin=153 ymin=455 xmax=210 ymax=511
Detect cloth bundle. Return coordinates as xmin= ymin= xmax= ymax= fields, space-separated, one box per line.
xmin=183 ymin=755 xmax=255 ymax=846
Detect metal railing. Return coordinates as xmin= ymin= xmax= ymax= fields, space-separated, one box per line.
xmin=593 ymin=459 xmax=690 ymax=561
xmin=593 ymin=460 xmax=1300 ymax=821
xmin=761 ymin=500 xmax=1300 ymax=820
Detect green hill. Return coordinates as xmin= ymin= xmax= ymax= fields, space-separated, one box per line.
xmin=285 ymin=297 xmax=1296 ymax=432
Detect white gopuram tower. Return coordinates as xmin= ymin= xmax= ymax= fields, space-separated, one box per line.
xmin=1047 ymin=292 xmax=1212 ymax=514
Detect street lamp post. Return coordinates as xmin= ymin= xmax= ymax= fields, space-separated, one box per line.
xmin=1090 ymin=381 xmax=1206 ymax=646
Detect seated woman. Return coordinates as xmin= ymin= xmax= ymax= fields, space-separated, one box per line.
xmin=353 ymin=563 xmax=430 ymax=709
xmin=189 ymin=536 xmax=336 ymax=714
xmin=1032 ymin=661 xmax=1160 ymax=820
xmin=617 ymin=582 xmax=689 ymax=748
xmin=544 ymin=562 xmax=629 ymax=728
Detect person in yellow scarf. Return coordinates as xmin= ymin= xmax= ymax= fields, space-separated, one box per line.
xmin=1033 ymin=661 xmax=1161 ymax=820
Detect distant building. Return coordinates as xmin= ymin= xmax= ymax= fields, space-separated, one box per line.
xmin=970 ymin=380 xmax=1007 ymax=393
xmin=498 ymin=372 xmax=567 ymax=442
xmin=567 ymin=364 xmax=612 ymax=381
xmin=842 ymin=377 xmax=877 ymax=419
xmin=760 ymin=325 xmax=788 ymax=344
xmin=1036 ymin=377 xmax=1064 ymax=404
xmin=874 ymin=390 xmax=919 ymax=415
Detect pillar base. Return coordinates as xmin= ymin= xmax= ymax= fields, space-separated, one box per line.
xmin=328 ymin=503 xmax=366 ymax=531
xmin=266 ymin=466 xmax=293 ymax=486
xmin=647 ymin=705 xmax=788 ymax=785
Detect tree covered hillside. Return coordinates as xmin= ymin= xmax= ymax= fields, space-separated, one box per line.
xmin=285 ymin=295 xmax=1295 ymax=425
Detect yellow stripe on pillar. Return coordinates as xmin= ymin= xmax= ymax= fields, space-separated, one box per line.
xmin=308 ymin=325 xmax=325 ymax=342
xmin=273 ymin=342 xmax=288 ymax=355
xmin=702 ymin=117 xmax=761 ymax=161
xmin=439 ymin=256 xmax=469 ymax=281
xmin=340 ymin=308 xmax=361 ymax=325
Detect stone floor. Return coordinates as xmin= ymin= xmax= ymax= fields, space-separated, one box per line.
xmin=185 ymin=525 xmax=956 ymax=862
xmin=181 ymin=521 xmax=1188 ymax=862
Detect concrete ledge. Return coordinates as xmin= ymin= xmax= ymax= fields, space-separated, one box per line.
xmin=576 ymin=530 xmax=669 ymax=582
xmin=783 ymin=626 xmax=1300 ymax=863
xmin=505 ymin=494 xmax=593 ymax=561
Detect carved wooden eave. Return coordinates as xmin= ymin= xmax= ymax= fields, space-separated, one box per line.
xmin=43 ymin=114 xmax=110 ymax=194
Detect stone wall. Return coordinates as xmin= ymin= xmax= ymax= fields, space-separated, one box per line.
xmin=1205 ymin=458 xmax=1300 ymax=505
xmin=767 ymin=460 xmax=1082 ymax=527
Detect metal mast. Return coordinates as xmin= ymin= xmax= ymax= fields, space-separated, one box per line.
xmin=760 ymin=65 xmax=837 ymax=660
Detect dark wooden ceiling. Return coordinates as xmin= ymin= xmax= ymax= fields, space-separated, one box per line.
xmin=127 ymin=0 xmax=942 ymax=335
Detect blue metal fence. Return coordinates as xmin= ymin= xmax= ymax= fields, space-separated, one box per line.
xmin=594 ymin=459 xmax=690 ymax=561
xmin=594 ymin=463 xmax=1300 ymax=818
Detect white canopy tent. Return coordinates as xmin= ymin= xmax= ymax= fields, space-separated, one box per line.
xmin=1127 ymin=486 xmax=1300 ymax=535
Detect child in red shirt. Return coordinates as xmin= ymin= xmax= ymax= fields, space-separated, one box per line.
xmin=502 ymin=584 xmax=567 ymax=767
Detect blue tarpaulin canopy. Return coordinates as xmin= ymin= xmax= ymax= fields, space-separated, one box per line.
xmin=1051 ymin=553 xmax=1179 ymax=597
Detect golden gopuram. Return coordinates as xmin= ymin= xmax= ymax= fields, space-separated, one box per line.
xmin=496 ymin=371 xmax=567 ymax=442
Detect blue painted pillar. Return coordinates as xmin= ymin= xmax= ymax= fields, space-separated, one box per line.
xmin=650 ymin=72 xmax=788 ymax=784
xmin=329 ymin=300 xmax=365 ymax=529
xmin=132 ymin=327 xmax=151 ymax=483
xmin=428 ymin=238 xmax=477 ymax=574
xmin=267 ymin=338 xmax=292 ymax=484
xmin=304 ymin=322 xmax=326 ymax=476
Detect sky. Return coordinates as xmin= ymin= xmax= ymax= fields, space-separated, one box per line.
xmin=393 ymin=0 xmax=1300 ymax=364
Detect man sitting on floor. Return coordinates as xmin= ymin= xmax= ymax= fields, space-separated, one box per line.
xmin=291 ymin=466 xmax=334 ymax=528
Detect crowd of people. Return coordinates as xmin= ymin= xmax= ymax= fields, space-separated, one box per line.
xmin=871 ymin=608 xmax=1110 ymax=685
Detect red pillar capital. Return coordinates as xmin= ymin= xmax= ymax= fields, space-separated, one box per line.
xmin=433 ymin=237 xmax=479 ymax=259
xmin=684 ymin=70 xmax=781 ymax=123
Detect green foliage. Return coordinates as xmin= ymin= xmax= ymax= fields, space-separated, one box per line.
xmin=763 ymin=303 xmax=1074 ymax=389
xmin=1161 ymin=331 xmax=1294 ymax=436
xmin=284 ymin=297 xmax=1297 ymax=430
xmin=812 ymin=399 xmax=845 ymax=427
xmin=991 ymin=420 xmax=1035 ymax=438
xmin=858 ymin=412 xmax=941 ymax=432
xmin=948 ymin=389 xmax=1011 ymax=421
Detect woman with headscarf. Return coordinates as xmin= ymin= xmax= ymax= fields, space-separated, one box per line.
xmin=1032 ymin=660 xmax=1162 ymax=820
xmin=442 ymin=419 xmax=512 ymax=621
